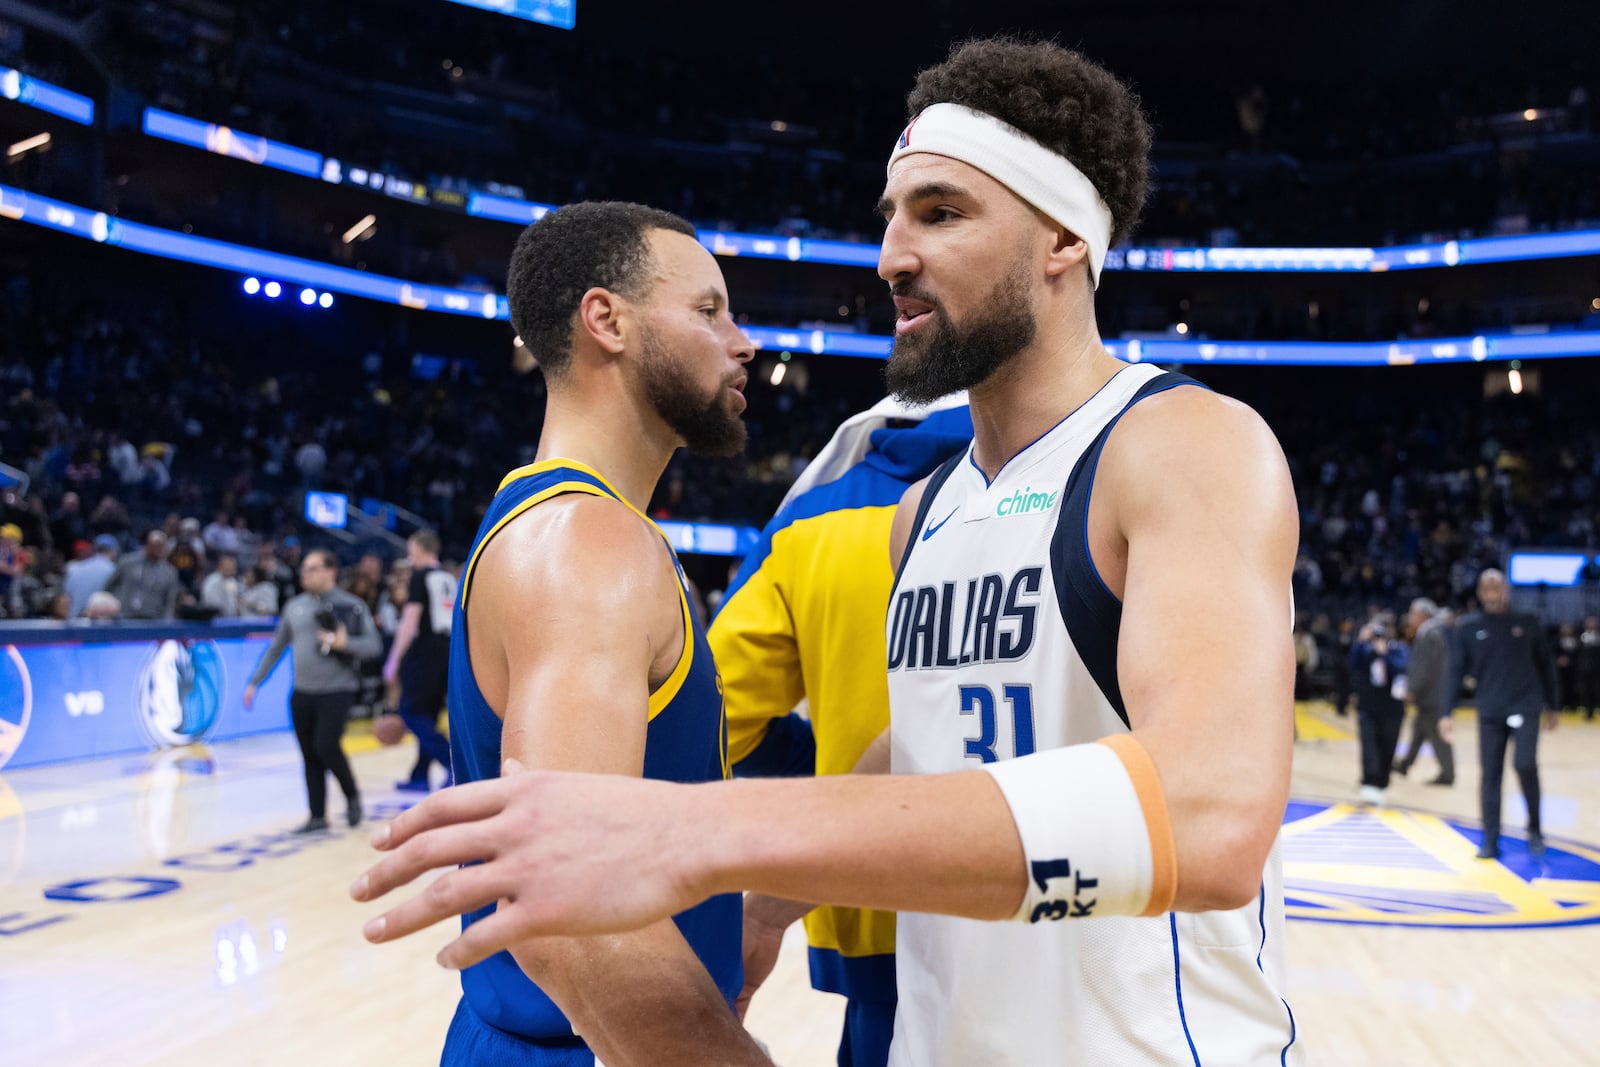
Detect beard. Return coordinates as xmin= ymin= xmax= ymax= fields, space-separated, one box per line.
xmin=884 ymin=257 xmax=1037 ymax=405
xmin=639 ymin=326 xmax=747 ymax=458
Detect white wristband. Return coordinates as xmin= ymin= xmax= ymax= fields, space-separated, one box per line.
xmin=981 ymin=736 xmax=1176 ymax=922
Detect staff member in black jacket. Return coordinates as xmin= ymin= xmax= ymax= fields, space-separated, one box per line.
xmin=1441 ymin=568 xmax=1559 ymax=860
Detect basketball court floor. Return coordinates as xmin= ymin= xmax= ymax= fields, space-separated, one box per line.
xmin=4 ymin=706 xmax=1598 ymax=1066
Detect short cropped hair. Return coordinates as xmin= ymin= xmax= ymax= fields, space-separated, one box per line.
xmin=306 ymin=548 xmax=340 ymax=571
xmin=409 ymin=529 xmax=441 ymax=557
xmin=906 ymin=37 xmax=1153 ymax=247
xmin=506 ymin=201 xmax=697 ymax=379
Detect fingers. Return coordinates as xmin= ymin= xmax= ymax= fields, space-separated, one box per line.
xmin=359 ymin=860 xmax=510 ymax=951
xmin=367 ymin=775 xmax=517 ymax=852
xmin=353 ymin=812 xmax=509 ymax=903
xmin=433 ymin=903 xmax=541 ymax=971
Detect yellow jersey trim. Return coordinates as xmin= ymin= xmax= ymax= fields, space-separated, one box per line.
xmin=466 ymin=459 xmax=695 ymax=723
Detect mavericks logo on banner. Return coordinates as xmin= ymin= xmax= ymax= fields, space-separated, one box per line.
xmin=138 ymin=640 xmax=226 ymax=747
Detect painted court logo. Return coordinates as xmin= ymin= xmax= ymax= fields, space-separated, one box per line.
xmin=0 ymin=646 xmax=31 ymax=770
xmin=1282 ymin=801 xmax=1600 ymax=928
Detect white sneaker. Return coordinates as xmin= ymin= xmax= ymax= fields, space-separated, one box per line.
xmin=1359 ymin=785 xmax=1386 ymax=807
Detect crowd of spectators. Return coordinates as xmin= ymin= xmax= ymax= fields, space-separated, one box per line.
xmin=4 ymin=266 xmax=1597 ymax=631
xmin=6 ymin=0 xmax=1596 ymax=252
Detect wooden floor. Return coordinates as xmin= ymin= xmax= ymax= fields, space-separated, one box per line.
xmin=4 ymin=705 xmax=1599 ymax=1066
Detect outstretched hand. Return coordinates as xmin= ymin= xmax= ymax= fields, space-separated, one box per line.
xmin=350 ymin=759 xmax=715 ymax=970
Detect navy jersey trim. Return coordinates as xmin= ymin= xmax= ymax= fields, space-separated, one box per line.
xmin=889 ymin=451 xmax=965 ymax=598
xmin=1170 ymin=912 xmax=1203 ymax=1067
xmin=1049 ymin=373 xmax=1205 ymax=728
xmin=1257 ymin=879 xmax=1299 ymax=1065
xmin=965 ymin=368 xmax=1134 ymax=488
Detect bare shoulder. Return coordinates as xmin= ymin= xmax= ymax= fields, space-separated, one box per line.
xmin=888 ymin=474 xmax=933 ymax=571
xmin=472 ymin=493 xmax=678 ymax=622
xmin=1104 ymin=384 xmax=1294 ymax=527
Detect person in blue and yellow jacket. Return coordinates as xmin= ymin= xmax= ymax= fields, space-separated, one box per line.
xmin=711 ymin=394 xmax=971 ymax=1067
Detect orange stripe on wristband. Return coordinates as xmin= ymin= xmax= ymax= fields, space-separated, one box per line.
xmin=1098 ymin=734 xmax=1178 ymax=916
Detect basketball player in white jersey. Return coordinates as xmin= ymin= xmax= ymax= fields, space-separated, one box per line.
xmin=356 ymin=38 xmax=1301 ymax=1064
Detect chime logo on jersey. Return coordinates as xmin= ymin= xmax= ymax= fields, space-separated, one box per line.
xmin=888 ymin=567 xmax=1042 ymax=671
xmin=995 ymin=486 xmax=1059 ymax=519
xmin=0 ymin=646 xmax=32 ymax=770
xmin=1281 ymin=800 xmax=1600 ymax=928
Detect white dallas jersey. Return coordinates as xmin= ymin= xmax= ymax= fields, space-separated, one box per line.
xmin=886 ymin=364 xmax=1298 ymax=1066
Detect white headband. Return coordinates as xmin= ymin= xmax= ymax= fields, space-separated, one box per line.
xmin=887 ymin=103 xmax=1114 ymax=289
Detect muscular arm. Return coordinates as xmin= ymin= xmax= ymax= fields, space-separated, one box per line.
xmin=463 ymin=496 xmax=768 ymax=1067
xmin=1095 ymin=388 xmax=1296 ymax=908
xmin=356 ymin=395 xmax=1296 ymax=956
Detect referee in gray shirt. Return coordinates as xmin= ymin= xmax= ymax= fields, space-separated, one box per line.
xmin=1441 ymin=568 xmax=1560 ymax=860
xmin=246 ymin=548 xmax=381 ymax=832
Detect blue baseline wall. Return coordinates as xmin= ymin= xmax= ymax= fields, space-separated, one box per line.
xmin=0 ymin=621 xmax=294 ymax=770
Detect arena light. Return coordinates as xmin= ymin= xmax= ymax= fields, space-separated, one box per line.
xmin=1174 ymin=321 xmax=1189 ymax=336
xmin=263 ymin=281 xmax=282 ymax=299
xmin=770 ymin=363 xmax=787 ymax=386
xmin=341 ymin=213 xmax=377 ymax=244
xmin=6 ymin=132 xmax=51 ymax=158
xmin=299 ymin=287 xmax=317 ymax=305
xmin=1508 ymin=361 xmax=1524 ymax=395
xmin=242 ymin=277 xmax=261 ymax=295
xmin=318 ymin=292 xmax=333 ymax=308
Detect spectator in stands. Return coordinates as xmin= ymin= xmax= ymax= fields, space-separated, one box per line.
xmin=88 ymin=494 xmax=130 ymax=539
xmin=203 ymin=510 xmax=242 ymax=556
xmin=240 ymin=562 xmax=280 ymax=616
xmin=104 ymin=529 xmax=181 ymax=620
xmin=65 ymin=534 xmax=120 ymax=617
xmin=0 ymin=523 xmax=23 ymax=613
xmin=201 ymin=553 xmax=243 ymax=617
xmin=107 ymin=434 xmax=141 ymax=488
xmin=83 ymin=590 xmax=121 ymax=621
xmin=50 ymin=491 xmax=87 ymax=552
xmin=170 ymin=517 xmax=207 ymax=590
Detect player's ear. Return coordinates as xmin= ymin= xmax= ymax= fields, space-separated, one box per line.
xmin=576 ymin=287 xmax=628 ymax=356
xmin=1043 ymin=223 xmax=1089 ymax=280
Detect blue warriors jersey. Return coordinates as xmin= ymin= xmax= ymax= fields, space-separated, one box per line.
xmin=446 ymin=458 xmax=742 ymax=1048
xmin=711 ymin=399 xmax=972 ymax=1007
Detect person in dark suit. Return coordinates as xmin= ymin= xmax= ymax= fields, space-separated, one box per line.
xmin=1441 ymin=569 xmax=1559 ymax=860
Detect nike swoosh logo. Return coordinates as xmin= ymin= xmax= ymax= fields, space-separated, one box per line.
xmin=921 ymin=507 xmax=959 ymax=541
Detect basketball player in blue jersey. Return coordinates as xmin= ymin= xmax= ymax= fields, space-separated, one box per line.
xmin=356 ymin=40 xmax=1302 ymax=1065
xmin=403 ymin=201 xmax=769 ymax=1066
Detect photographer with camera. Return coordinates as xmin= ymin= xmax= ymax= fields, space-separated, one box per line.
xmin=1350 ymin=613 xmax=1410 ymax=807
xmin=245 ymin=548 xmax=381 ymax=832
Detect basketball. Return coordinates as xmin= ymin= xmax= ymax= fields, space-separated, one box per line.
xmin=373 ymin=714 xmax=407 ymax=747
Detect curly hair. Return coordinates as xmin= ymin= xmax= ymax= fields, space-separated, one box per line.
xmin=506 ymin=201 xmax=696 ymax=379
xmin=905 ymin=37 xmax=1152 ymax=247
